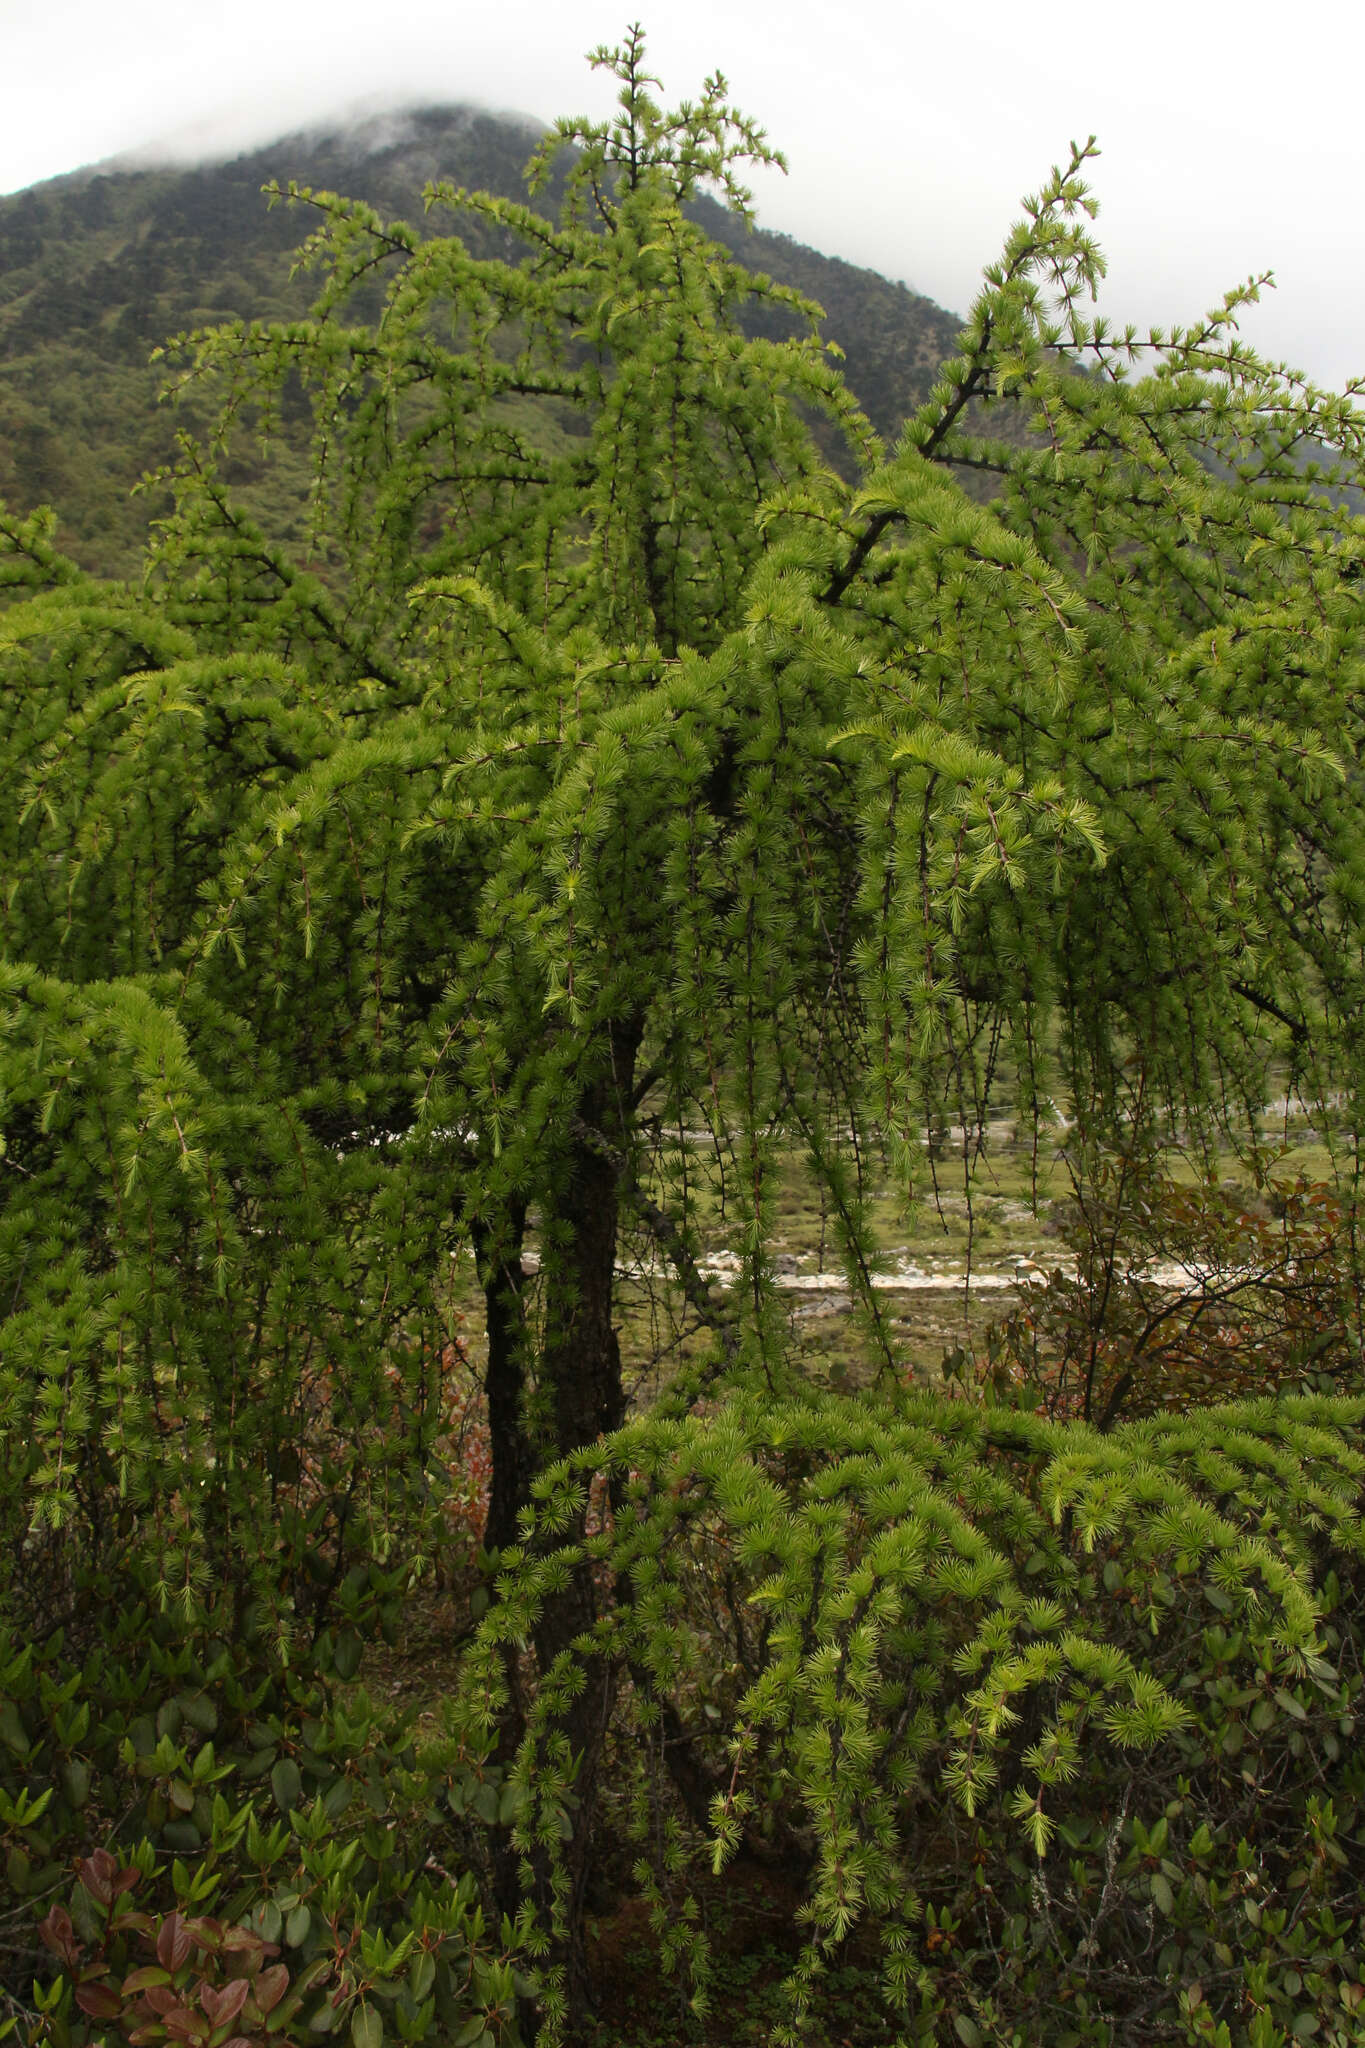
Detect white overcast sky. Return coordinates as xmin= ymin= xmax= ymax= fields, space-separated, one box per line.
xmin=3 ymin=0 xmax=1363 ymax=391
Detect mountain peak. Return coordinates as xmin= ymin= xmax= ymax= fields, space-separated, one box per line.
xmin=100 ymin=98 xmax=549 ymax=184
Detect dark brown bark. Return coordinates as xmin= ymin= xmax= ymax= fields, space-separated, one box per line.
xmin=540 ymin=1016 xmax=642 ymax=1468
xmin=471 ymin=1199 xmax=535 ymax=1933
xmin=475 ymin=1196 xmax=533 ymax=1560
xmin=529 ymin=1012 xmax=642 ymax=2021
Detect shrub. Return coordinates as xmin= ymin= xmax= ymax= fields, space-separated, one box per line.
xmin=981 ymin=1144 xmax=1362 ymax=1428
xmin=0 ymin=1616 xmax=532 ymax=2048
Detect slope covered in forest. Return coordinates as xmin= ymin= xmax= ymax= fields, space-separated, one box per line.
xmin=0 ymin=105 xmax=964 ymax=574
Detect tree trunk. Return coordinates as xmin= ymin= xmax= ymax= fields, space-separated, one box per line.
xmin=475 ymin=1197 xmax=532 ymax=1560
xmin=471 ymin=1200 xmax=537 ymax=1933
xmin=530 ymin=1013 xmax=642 ymax=2023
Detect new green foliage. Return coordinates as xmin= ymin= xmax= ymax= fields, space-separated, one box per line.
xmin=471 ymin=1388 xmax=1365 ymax=2043
xmin=0 ymin=106 xmax=961 ymax=581
xmin=2 ymin=28 xmax=1365 ymax=2043
xmin=5 ymin=30 xmax=1363 ymax=1577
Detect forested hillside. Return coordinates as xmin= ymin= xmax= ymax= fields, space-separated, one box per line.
xmin=0 ymin=104 xmax=962 ymax=574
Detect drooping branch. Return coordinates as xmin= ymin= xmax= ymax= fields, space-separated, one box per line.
xmin=1230 ymin=978 xmax=1309 ymax=1047
xmin=626 ymin=1182 xmax=742 ymax=1371
xmin=572 ymin=1116 xmax=740 ymax=1371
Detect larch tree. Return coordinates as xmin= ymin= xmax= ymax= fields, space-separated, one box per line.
xmin=5 ymin=28 xmax=1365 ymax=2046
xmin=0 ymin=31 xmax=883 ymax=1640
xmin=2 ymin=37 xmax=1365 ymax=1984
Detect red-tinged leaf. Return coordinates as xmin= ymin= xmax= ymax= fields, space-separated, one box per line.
xmin=221 ymin=1927 xmax=266 ymax=1956
xmin=123 ymin=1966 xmax=174 ymax=1996
xmin=144 ymin=1984 xmax=180 ymax=2016
xmin=75 ymin=1983 xmax=123 ymax=2020
xmin=255 ymin=1966 xmax=289 ymax=2015
xmin=113 ymin=1864 xmax=142 ymax=1897
xmin=158 ymin=1912 xmax=194 ymax=1973
xmin=222 ymin=2038 xmax=258 ymax=2048
xmin=39 ymin=1904 xmax=78 ymax=1963
xmin=186 ymin=1915 xmax=224 ymax=1954
xmin=77 ymin=1853 xmax=115 ymax=1906
xmin=203 ymin=1978 xmax=250 ymax=2027
xmin=162 ymin=2004 xmax=208 ymax=2043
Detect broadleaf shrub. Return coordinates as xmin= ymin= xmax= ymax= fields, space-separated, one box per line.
xmin=980 ymin=1145 xmax=1364 ymax=1428
xmin=0 ymin=1618 xmax=531 ymax=2048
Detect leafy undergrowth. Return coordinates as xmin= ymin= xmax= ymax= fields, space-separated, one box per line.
xmin=582 ymin=1866 xmax=898 ymax=2048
